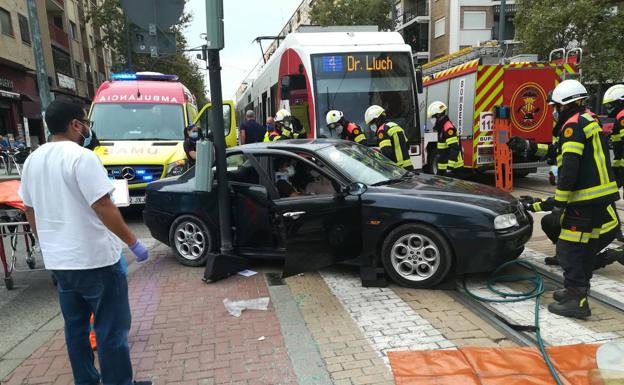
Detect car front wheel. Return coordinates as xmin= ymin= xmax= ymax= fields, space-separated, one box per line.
xmin=381 ymin=223 xmax=452 ymax=288
xmin=169 ymin=215 xmax=213 ymax=266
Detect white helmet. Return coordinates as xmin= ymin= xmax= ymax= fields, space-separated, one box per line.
xmin=427 ymin=101 xmax=447 ymax=119
xmin=364 ymin=105 xmax=385 ymax=125
xmin=603 ymin=84 xmax=624 ymax=105
xmin=326 ymin=110 xmax=343 ymax=125
xmin=551 ymin=79 xmax=588 ymax=105
xmin=275 ymin=109 xmax=291 ymax=122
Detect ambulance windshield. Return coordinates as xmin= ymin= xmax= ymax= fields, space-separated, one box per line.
xmin=90 ymin=103 xmax=185 ymax=141
xmin=312 ymin=52 xmax=417 ymax=142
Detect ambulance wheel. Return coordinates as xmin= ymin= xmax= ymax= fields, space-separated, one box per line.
xmin=169 ymin=215 xmax=213 ymax=267
xmin=381 ymin=223 xmax=452 ymax=289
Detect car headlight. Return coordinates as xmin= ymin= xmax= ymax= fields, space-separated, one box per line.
xmin=166 ymin=159 xmax=186 ymax=177
xmin=494 ymin=213 xmax=518 ymax=230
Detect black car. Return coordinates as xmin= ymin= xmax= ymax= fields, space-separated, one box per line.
xmin=143 ymin=140 xmax=532 ymax=288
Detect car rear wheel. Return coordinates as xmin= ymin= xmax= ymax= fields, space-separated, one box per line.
xmin=381 ymin=223 xmax=452 ymax=288
xmin=169 ymin=215 xmax=213 ymax=267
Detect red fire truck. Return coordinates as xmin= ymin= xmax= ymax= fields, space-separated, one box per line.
xmin=419 ymin=44 xmax=580 ymax=175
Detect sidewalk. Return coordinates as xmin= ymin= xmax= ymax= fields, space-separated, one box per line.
xmin=1 ymin=245 xmax=300 ymax=385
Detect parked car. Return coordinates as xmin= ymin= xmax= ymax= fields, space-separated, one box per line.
xmin=143 ymin=139 xmax=532 ymax=288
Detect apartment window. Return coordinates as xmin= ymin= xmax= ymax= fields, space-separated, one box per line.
xmin=52 ymin=15 xmax=63 ymax=29
xmin=74 ymin=61 xmax=82 ymax=79
xmin=463 ymin=11 xmax=486 ymax=29
xmin=18 ymin=14 xmax=30 ymax=44
xmin=52 ymin=46 xmax=72 ymax=76
xmin=70 ymin=21 xmax=78 ymax=40
xmin=0 ymin=7 xmax=13 ymax=36
xmin=434 ymin=17 xmax=446 ymax=38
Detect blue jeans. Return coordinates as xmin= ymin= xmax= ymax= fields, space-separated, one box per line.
xmin=52 ymin=260 xmax=133 ymax=385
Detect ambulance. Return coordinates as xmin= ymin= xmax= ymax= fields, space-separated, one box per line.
xmin=89 ymin=72 xmax=199 ymax=204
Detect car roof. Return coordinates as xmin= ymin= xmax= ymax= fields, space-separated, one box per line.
xmin=227 ymin=139 xmax=345 ymax=153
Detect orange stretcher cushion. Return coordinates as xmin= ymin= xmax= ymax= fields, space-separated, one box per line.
xmin=0 ymin=180 xmax=25 ymax=211
xmin=389 ymin=344 xmax=600 ymax=385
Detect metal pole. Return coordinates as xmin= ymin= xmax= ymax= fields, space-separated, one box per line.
xmin=498 ymin=0 xmax=506 ymax=43
xmin=207 ymin=49 xmax=233 ymax=254
xmin=26 ymin=0 xmax=52 ymax=139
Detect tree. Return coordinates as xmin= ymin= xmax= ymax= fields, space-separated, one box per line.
xmin=515 ymin=0 xmax=624 ymax=88
xmin=86 ymin=0 xmax=207 ymax=105
xmin=309 ymin=0 xmax=396 ymax=31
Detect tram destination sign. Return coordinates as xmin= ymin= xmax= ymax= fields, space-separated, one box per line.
xmin=320 ymin=53 xmax=402 ymax=75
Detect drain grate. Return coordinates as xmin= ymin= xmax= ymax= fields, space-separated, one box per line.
xmin=265 ymin=272 xmax=286 ymax=286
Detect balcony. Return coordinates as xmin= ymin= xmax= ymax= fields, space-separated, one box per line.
xmin=395 ymin=2 xmax=429 ymax=31
xmin=48 ymin=22 xmax=69 ymax=50
xmin=46 ymin=0 xmax=64 ymax=12
xmin=493 ymin=3 xmax=517 ymax=14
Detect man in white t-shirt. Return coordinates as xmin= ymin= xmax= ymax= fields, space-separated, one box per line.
xmin=18 ymin=100 xmax=151 ymax=385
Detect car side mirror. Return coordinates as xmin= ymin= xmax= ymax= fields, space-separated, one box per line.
xmin=415 ymin=68 xmax=424 ymax=94
xmin=344 ymin=182 xmax=367 ymax=196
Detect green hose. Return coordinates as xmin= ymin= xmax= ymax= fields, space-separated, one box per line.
xmin=462 ymin=260 xmax=563 ymax=385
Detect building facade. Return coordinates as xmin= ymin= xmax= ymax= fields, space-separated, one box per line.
xmin=394 ymin=0 xmax=516 ymax=63
xmin=0 ymin=0 xmax=111 ymax=144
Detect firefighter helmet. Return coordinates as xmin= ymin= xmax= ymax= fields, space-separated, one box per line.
xmin=326 ymin=110 xmax=343 ymax=125
xmin=427 ymin=101 xmax=448 ymax=119
xmin=602 ymin=84 xmax=624 ymax=105
xmin=364 ymin=105 xmax=385 ymax=125
xmin=275 ymin=109 xmax=291 ymax=122
xmin=551 ymin=80 xmax=588 ymax=105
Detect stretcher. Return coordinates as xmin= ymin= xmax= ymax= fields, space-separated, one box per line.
xmin=0 ymin=180 xmax=43 ymax=289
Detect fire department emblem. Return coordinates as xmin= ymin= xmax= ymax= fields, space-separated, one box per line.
xmin=510 ymin=82 xmax=548 ymax=133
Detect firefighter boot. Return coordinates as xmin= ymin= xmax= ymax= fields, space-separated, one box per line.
xmin=595 ymin=246 xmax=624 ymax=267
xmin=544 ymin=255 xmax=560 ymax=266
xmin=548 ymin=287 xmax=591 ymax=319
xmin=552 ymin=288 xmax=570 ymax=302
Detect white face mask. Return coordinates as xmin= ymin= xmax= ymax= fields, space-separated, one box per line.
xmin=335 ymin=124 xmax=344 ymax=135
xmin=286 ymin=165 xmax=295 ymax=177
xmin=369 ymin=124 xmax=377 ymax=133
xmin=552 ymin=109 xmax=559 ymax=122
xmin=310 ymin=169 xmax=320 ymax=178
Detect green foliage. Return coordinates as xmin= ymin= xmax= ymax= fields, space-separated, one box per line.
xmin=86 ymin=0 xmax=207 ymax=105
xmin=309 ymin=0 xmax=395 ymax=30
xmin=515 ymin=0 xmax=624 ymax=84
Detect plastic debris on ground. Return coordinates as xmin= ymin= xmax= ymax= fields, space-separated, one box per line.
xmin=223 ymin=297 xmax=270 ymax=317
xmin=257 ymin=336 xmax=265 ymax=341
xmin=596 ymin=339 xmax=624 ymax=383
xmin=237 ymin=269 xmax=257 ymax=277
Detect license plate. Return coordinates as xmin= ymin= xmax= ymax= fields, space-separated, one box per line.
xmin=129 ymin=196 xmax=146 ymax=205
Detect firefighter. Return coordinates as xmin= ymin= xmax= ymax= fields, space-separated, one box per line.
xmin=603 ymin=84 xmax=624 ymax=189
xmin=520 ymin=79 xmax=620 ymax=318
xmin=427 ymin=101 xmax=464 ymax=176
xmin=326 ymin=110 xmax=366 ymax=144
xmin=274 ymin=109 xmax=305 ymax=140
xmin=364 ymin=105 xmax=413 ymax=170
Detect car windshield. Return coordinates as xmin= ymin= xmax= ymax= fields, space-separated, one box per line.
xmin=90 ymin=103 xmax=185 ymax=140
xmin=318 ymin=143 xmax=407 ymax=185
xmin=312 ymin=52 xmax=417 ymax=141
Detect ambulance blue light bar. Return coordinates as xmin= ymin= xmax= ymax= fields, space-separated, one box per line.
xmin=111 ymin=72 xmax=179 ymax=81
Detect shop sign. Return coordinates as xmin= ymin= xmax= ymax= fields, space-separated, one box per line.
xmin=57 ymin=73 xmax=76 ymax=91
xmin=0 ymin=77 xmax=14 ymax=90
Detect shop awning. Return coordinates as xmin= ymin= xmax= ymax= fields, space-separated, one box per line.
xmin=0 ymin=90 xmax=35 ymax=102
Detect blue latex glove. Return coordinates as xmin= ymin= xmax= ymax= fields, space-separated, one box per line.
xmin=129 ymin=240 xmax=149 ymax=263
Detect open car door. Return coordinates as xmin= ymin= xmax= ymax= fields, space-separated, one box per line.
xmin=194 ymin=100 xmax=237 ymax=148
xmin=264 ymin=152 xmax=362 ymax=277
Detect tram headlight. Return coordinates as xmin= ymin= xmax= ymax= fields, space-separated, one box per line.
xmin=494 ymin=213 xmax=518 ymax=230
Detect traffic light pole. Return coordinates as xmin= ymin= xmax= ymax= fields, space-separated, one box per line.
xmin=26 ymin=0 xmax=52 ymax=139
xmin=207 ymin=49 xmax=233 ymax=255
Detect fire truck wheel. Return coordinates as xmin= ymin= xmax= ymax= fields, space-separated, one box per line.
xmin=169 ymin=215 xmax=214 ymax=267
xmin=381 ymin=223 xmax=452 ymax=289
xmin=425 ymin=150 xmax=439 ymax=175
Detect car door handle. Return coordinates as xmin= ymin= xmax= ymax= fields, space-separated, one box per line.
xmin=283 ymin=211 xmax=306 ymax=220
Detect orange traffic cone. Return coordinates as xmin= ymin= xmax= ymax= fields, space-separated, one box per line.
xmin=89 ymin=313 xmax=97 ymax=350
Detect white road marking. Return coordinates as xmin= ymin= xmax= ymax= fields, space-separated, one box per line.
xmin=320 ymin=270 xmax=455 ymax=364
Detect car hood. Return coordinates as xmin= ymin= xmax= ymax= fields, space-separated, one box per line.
xmin=94 ymin=141 xmax=186 ymax=165
xmin=373 ymin=174 xmax=516 ymax=212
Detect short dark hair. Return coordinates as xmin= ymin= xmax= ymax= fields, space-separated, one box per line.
xmin=45 ymin=100 xmax=85 ymax=135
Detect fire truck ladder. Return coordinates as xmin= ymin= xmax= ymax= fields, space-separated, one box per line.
xmin=422 ymin=43 xmax=501 ymax=77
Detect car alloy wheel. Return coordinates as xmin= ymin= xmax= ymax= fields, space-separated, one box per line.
xmin=381 ymin=223 xmax=452 ymax=289
xmin=169 ymin=215 xmax=213 ymax=267
xmin=390 ymin=234 xmax=440 ymax=282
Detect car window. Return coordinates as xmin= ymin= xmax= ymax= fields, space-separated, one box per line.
xmin=270 ymin=155 xmax=336 ymax=198
xmin=224 ymin=153 xmax=260 ymax=185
